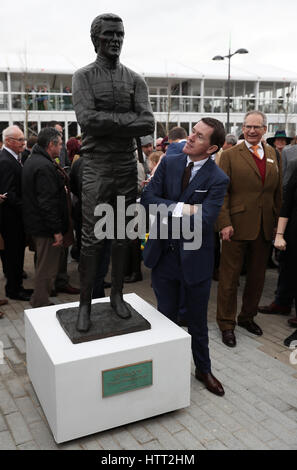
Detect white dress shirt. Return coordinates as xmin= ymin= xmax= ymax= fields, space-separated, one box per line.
xmin=173 ymin=156 xmax=209 ymax=217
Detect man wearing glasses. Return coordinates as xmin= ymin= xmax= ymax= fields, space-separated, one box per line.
xmin=216 ymin=111 xmax=282 ymax=347
xmin=0 ymin=126 xmax=31 ymax=301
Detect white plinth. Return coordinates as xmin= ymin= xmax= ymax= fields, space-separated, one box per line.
xmin=25 ymin=293 xmax=191 ymax=443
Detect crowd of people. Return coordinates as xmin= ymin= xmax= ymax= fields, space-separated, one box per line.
xmin=1 ymin=112 xmax=297 ymax=394
xmin=0 ymin=122 xmax=81 ymax=313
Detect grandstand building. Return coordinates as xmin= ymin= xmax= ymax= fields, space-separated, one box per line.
xmin=0 ymin=54 xmax=296 ymax=140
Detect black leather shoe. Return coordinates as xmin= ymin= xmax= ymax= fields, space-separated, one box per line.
xmin=222 ymin=329 xmax=236 ymax=347
xmin=7 ymin=291 xmax=31 ymax=301
xmin=124 ymin=272 xmax=143 ymax=283
xmin=238 ymin=320 xmax=263 ymax=336
xmin=284 ymin=330 xmax=297 ymax=347
xmin=195 ymin=369 xmax=225 ymax=396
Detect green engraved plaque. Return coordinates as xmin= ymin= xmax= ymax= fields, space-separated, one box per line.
xmin=102 ymin=361 xmax=153 ymax=398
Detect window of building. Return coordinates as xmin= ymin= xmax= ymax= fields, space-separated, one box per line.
xmin=181 ymin=81 xmax=189 ymax=96
xmin=180 ymin=122 xmax=190 ymax=136
xmin=234 ymin=81 xmax=244 ymax=97
xmin=0 ymin=73 xmax=8 ymax=109
xmin=28 ymin=122 xmax=38 ymax=136
xmin=156 ymin=122 xmax=167 ymax=138
xmin=204 ymin=80 xmax=226 ymax=97
xmin=170 ymin=83 xmax=180 ymax=96
xmin=149 ymin=87 xmax=158 ymax=95
xmin=259 ymin=81 xmax=274 ymax=102
xmin=190 ymin=80 xmax=201 ymax=97
xmin=0 ymin=121 xmax=9 ymax=135
xmin=11 ymin=74 xmax=22 ymax=92
xmin=0 ymin=73 xmax=7 ymax=92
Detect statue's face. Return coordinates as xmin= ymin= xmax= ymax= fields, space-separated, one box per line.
xmin=97 ymin=20 xmax=124 ymax=59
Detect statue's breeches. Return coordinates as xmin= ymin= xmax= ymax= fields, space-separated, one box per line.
xmin=81 ymin=152 xmax=137 ymax=255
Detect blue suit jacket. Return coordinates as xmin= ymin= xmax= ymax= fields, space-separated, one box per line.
xmin=141 ymin=153 xmax=229 ymax=285
xmin=165 ymin=141 xmax=187 ymax=157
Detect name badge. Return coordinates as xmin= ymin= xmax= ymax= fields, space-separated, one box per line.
xmin=267 ymin=158 xmax=274 ymax=163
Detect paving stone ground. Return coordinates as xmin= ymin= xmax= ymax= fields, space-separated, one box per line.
xmin=0 ymin=249 xmax=297 ymax=450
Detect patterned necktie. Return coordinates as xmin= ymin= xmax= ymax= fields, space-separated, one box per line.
xmin=182 ymin=161 xmax=194 ymax=192
xmin=251 ymin=145 xmax=261 ymax=159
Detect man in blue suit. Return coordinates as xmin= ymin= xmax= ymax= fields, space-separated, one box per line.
xmin=165 ymin=126 xmax=188 ymax=157
xmin=141 ymin=118 xmax=229 ymax=396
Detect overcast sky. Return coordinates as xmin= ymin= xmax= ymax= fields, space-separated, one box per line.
xmin=2 ymin=0 xmax=297 ymax=74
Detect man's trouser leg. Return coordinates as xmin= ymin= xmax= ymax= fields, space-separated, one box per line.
xmin=216 ymin=239 xmax=245 ymax=331
xmin=185 ymin=278 xmax=212 ymax=373
xmin=238 ymin=232 xmax=271 ymax=322
xmin=152 ymin=247 xmax=212 ymax=374
xmin=31 ymin=237 xmax=61 ymax=308
xmin=151 ymin=249 xmax=182 ymax=327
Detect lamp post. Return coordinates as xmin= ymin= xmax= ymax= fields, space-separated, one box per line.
xmin=212 ymin=48 xmax=248 ymax=133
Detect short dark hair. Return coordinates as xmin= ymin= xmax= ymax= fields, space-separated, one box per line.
xmin=168 ymin=126 xmax=187 ymax=141
xmin=27 ymin=136 xmax=37 ymax=149
xmin=200 ymin=118 xmax=225 ymax=152
xmin=90 ymin=13 xmax=123 ymax=53
xmin=47 ymin=120 xmax=59 ymax=128
xmin=37 ymin=128 xmax=61 ymax=150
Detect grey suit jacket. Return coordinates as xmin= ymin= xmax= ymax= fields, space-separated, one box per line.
xmin=282 ymin=144 xmax=297 ymax=186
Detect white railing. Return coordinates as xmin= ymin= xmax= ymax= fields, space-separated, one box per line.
xmin=0 ymin=92 xmax=296 ymax=114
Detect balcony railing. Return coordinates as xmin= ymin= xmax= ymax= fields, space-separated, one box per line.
xmin=150 ymin=95 xmax=297 ymax=114
xmin=0 ymin=92 xmax=73 ymax=111
xmin=0 ymin=92 xmax=296 ymax=115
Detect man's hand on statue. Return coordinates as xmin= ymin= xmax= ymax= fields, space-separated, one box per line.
xmin=182 ymin=204 xmax=198 ymax=216
xmin=220 ymin=226 xmax=234 ymax=241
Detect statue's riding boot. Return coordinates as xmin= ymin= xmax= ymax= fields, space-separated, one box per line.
xmin=76 ymin=252 xmax=99 ymax=332
xmin=110 ymin=242 xmax=132 ymax=320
